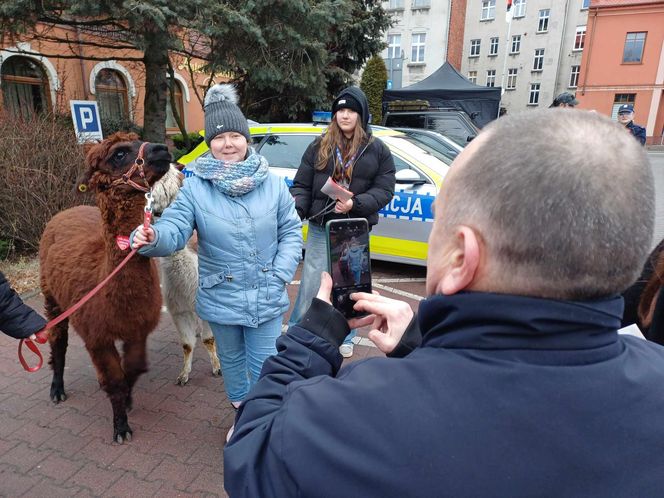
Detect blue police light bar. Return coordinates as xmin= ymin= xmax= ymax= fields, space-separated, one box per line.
xmin=312 ymin=111 xmax=332 ymax=123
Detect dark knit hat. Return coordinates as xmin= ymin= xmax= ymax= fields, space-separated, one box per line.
xmin=204 ymin=84 xmax=251 ymax=146
xmin=332 ymin=94 xmax=363 ymax=116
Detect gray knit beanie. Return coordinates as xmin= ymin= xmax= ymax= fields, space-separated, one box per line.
xmin=204 ymin=84 xmax=251 ymax=146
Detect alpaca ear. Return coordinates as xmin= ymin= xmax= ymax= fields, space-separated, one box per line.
xmin=75 ymin=168 xmax=93 ymax=193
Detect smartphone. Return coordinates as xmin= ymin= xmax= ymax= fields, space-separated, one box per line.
xmin=325 ymin=218 xmax=372 ymax=319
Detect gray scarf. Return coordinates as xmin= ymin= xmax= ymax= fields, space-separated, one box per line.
xmin=194 ymin=151 xmax=269 ymax=197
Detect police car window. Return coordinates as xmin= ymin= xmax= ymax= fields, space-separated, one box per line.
xmin=251 ymin=134 xmax=264 ymax=146
xmin=392 ymin=155 xmax=428 ymax=183
xmin=426 ymin=116 xmax=470 ymax=146
xmin=385 ymin=114 xmax=426 ymax=128
xmin=400 ymin=135 xmax=455 ymax=163
xmin=257 ymin=134 xmax=313 ymax=169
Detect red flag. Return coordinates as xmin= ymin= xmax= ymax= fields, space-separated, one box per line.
xmin=507 ymin=0 xmax=513 ymax=11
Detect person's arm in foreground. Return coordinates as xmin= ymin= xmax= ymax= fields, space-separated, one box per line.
xmin=0 ymin=271 xmax=44 ymax=340
xmin=223 ymin=273 xmax=414 ymax=496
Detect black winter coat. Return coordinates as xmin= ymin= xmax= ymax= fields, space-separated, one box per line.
xmin=290 ymin=136 xmax=396 ymax=228
xmin=0 ymin=271 xmax=46 ymax=339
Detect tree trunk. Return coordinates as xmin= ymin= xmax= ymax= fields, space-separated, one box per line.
xmin=142 ymin=33 xmax=169 ymax=143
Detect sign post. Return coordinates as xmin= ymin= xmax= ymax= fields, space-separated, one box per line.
xmin=70 ymin=100 xmax=103 ymax=144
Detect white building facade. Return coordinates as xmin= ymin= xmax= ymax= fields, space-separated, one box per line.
xmin=381 ymin=0 xmax=454 ymax=89
xmin=461 ymin=0 xmax=590 ymax=113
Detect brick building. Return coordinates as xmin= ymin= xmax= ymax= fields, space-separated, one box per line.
xmin=577 ymin=0 xmax=664 ymax=144
xmin=0 ymin=25 xmax=211 ymax=136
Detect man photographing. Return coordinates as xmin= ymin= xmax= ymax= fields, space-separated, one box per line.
xmin=224 ymin=109 xmax=664 ymax=497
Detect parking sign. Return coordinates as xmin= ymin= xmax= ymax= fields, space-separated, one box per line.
xmin=70 ymin=100 xmax=103 ymax=144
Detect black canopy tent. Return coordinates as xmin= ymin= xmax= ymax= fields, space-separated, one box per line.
xmin=382 ymin=62 xmax=501 ymax=128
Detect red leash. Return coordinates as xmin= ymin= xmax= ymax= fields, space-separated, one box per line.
xmin=18 ymin=160 xmax=155 ymax=372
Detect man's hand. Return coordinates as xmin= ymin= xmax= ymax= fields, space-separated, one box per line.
xmin=334 ymin=198 xmax=353 ymax=214
xmin=131 ymin=225 xmax=155 ymax=249
xmin=349 ymin=293 xmax=413 ymax=354
xmin=316 ymin=272 xmax=333 ymax=304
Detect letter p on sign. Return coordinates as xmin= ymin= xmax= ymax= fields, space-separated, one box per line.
xmin=70 ymin=100 xmax=103 ymax=144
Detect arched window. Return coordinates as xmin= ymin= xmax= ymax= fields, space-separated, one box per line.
xmin=166 ymin=79 xmax=185 ymax=131
xmin=95 ymin=69 xmax=128 ymax=122
xmin=0 ymin=56 xmax=50 ymax=118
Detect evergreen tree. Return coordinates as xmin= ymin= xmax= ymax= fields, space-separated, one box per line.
xmin=360 ymin=55 xmax=387 ymax=125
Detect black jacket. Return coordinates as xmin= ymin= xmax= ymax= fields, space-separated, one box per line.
xmin=0 ymin=271 xmax=46 ymax=339
xmin=290 ymin=87 xmax=396 ymax=228
xmin=627 ymin=121 xmax=647 ymax=145
xmin=225 ymin=292 xmax=664 ymax=497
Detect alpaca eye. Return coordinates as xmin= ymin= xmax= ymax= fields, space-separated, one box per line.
xmin=114 ymin=151 xmax=127 ymax=160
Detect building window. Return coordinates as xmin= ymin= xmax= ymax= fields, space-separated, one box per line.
xmin=489 ymin=37 xmax=499 ymax=56
xmin=538 ymin=9 xmax=550 ymax=32
xmin=0 ymin=56 xmax=50 ymax=118
xmin=513 ymin=0 xmax=526 ymax=17
xmin=166 ymin=79 xmax=185 ymax=131
xmin=95 ymin=69 xmax=129 ymax=123
xmin=582 ymin=0 xmax=590 ymax=9
xmin=411 ymin=33 xmax=426 ymax=63
xmin=574 ymin=26 xmax=586 ymax=51
xmin=412 ymin=0 xmax=431 ymax=7
xmin=388 ymin=0 xmax=404 ymax=9
xmin=511 ymin=35 xmax=521 ymax=54
xmin=387 ymin=34 xmax=402 ymax=59
xmin=533 ymin=48 xmax=544 ymax=71
xmin=486 ymin=69 xmax=496 ymax=87
xmin=623 ymin=32 xmax=646 ymax=63
xmin=529 ymin=83 xmax=541 ymax=105
xmin=612 ymin=93 xmax=636 ymax=120
xmin=507 ymin=68 xmax=518 ymax=89
xmin=470 ymin=39 xmax=481 ymax=57
xmin=468 ymin=71 xmax=477 ymax=83
xmin=569 ymin=65 xmax=580 ymax=88
xmin=481 ymin=0 xmax=496 ymax=20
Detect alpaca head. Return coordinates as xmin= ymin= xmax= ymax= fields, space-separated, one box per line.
xmin=77 ymin=132 xmax=172 ymax=195
xmin=151 ymin=164 xmax=185 ymax=215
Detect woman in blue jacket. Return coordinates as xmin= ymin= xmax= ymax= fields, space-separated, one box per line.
xmin=132 ymin=84 xmax=302 ymax=440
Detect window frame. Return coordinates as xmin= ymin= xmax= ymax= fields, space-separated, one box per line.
xmin=622 ymin=32 xmax=646 ymax=64
xmin=470 ymin=39 xmax=481 ymax=57
xmin=532 ymin=48 xmax=545 ymax=72
xmin=411 ymin=33 xmax=426 ymax=63
xmin=569 ymin=65 xmax=580 ymax=88
xmin=528 ymin=83 xmax=541 ymax=105
xmin=0 ymin=56 xmax=51 ymax=117
xmin=468 ymin=71 xmax=478 ymax=84
xmin=507 ymin=68 xmax=518 ymax=90
xmin=486 ymin=69 xmax=496 ymax=87
xmin=387 ymin=34 xmax=402 ymax=60
xmin=94 ymin=68 xmax=129 ymax=123
xmin=481 ymin=0 xmax=496 ymax=21
xmin=165 ymin=78 xmax=186 ymax=132
xmin=489 ymin=37 xmax=499 ymax=56
xmin=513 ymin=0 xmax=526 ymax=18
xmin=537 ymin=9 xmax=550 ymax=33
xmin=511 ymin=35 xmax=521 ymax=54
xmin=574 ymin=25 xmax=586 ymax=51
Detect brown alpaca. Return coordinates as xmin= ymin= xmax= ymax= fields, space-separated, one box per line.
xmin=39 ymin=132 xmax=171 ymax=443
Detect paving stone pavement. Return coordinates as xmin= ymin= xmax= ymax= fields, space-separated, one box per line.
xmin=0 ymin=262 xmax=424 ymax=497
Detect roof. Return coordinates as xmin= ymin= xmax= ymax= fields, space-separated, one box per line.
xmin=400 ymin=62 xmax=492 ymax=92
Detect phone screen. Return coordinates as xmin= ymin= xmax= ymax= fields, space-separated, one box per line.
xmin=326 ymin=218 xmax=372 ymax=318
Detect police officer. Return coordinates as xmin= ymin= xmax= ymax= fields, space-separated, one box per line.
xmin=549 ymin=92 xmax=578 ymax=108
xmin=617 ymin=104 xmax=646 ymax=145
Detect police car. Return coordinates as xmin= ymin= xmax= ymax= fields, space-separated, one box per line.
xmin=178 ymin=124 xmax=451 ymax=266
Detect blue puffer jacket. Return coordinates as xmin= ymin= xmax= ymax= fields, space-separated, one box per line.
xmin=132 ymin=170 xmax=302 ymax=327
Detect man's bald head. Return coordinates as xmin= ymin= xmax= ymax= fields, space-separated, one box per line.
xmin=432 ymin=108 xmax=654 ymax=300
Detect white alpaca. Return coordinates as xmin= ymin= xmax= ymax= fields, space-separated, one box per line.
xmin=151 ymin=165 xmax=221 ymax=385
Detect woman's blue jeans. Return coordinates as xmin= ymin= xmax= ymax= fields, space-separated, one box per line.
xmin=288 ymin=223 xmax=356 ymax=345
xmin=209 ymin=315 xmax=282 ymax=403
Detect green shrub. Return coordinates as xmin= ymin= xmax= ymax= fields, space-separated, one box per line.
xmin=361 ymin=56 xmax=388 ymax=125
xmin=171 ymin=132 xmax=204 ymax=151
xmin=101 ymin=116 xmax=143 ymax=139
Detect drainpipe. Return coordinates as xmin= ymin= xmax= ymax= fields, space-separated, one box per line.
xmin=553 ymin=0 xmax=570 ymax=97
xmin=580 ymin=6 xmax=598 ymax=96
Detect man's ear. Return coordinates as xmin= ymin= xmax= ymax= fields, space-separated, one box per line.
xmin=440 ymin=226 xmax=481 ymax=295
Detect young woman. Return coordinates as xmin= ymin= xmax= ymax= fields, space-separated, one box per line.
xmin=131 ymin=84 xmax=302 ymax=440
xmin=289 ymin=86 xmax=396 ymax=358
